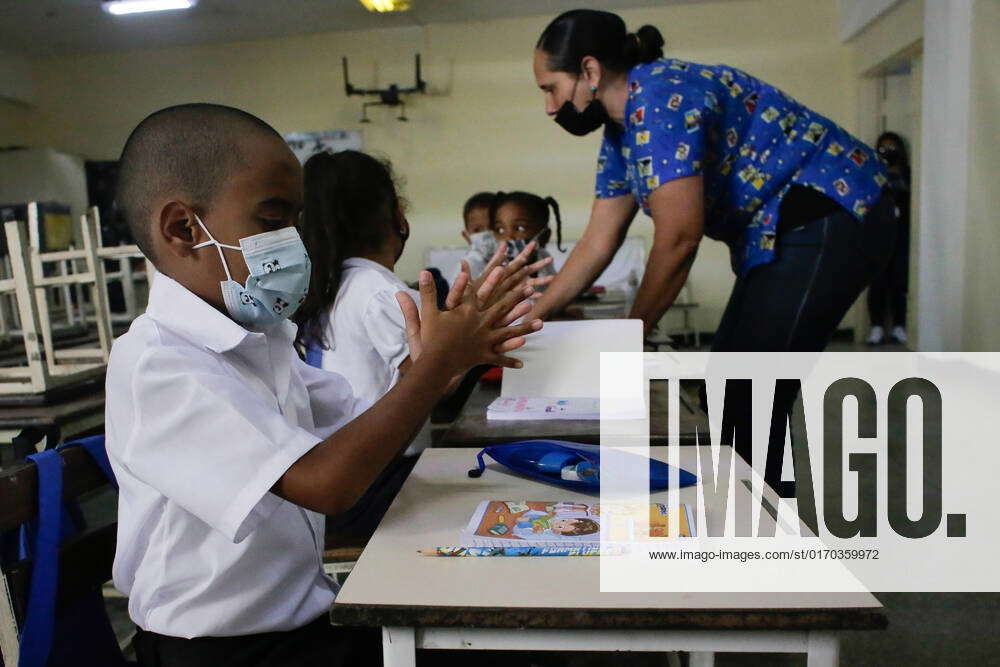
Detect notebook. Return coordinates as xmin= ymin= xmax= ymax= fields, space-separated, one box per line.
xmin=489 ymin=319 xmax=645 ymax=420
xmin=461 ymin=500 xmax=696 ymax=547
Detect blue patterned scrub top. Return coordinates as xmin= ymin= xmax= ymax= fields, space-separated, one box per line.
xmin=595 ymin=58 xmax=888 ymax=275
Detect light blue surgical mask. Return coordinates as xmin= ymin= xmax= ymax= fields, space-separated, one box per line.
xmin=192 ymin=214 xmax=311 ymax=327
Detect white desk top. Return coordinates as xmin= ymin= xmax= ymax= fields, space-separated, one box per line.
xmin=334 ymin=447 xmax=882 ymax=628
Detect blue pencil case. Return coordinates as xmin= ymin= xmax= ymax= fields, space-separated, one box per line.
xmin=467 ymin=439 xmax=697 ymax=491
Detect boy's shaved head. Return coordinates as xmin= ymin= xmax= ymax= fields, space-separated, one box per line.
xmin=116 ymin=103 xmax=285 ymax=259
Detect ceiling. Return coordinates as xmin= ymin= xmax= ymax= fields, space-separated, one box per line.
xmin=0 ymin=0 xmax=737 ymax=58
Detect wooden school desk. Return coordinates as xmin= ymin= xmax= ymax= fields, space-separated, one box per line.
xmin=330 ymin=448 xmax=886 ymax=666
xmin=438 ymin=379 xmax=707 ymax=446
xmin=0 ymin=385 xmax=105 ymax=465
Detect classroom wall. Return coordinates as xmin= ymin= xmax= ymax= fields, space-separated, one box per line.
xmin=0 ymin=50 xmax=35 ymax=105
xmin=847 ymin=0 xmax=923 ymax=76
xmin=0 ymin=99 xmax=35 ymax=148
xmin=0 ymin=50 xmax=38 ymax=147
xmin=22 ymin=0 xmax=855 ymax=332
xmin=837 ymin=0 xmax=905 ymax=41
xmin=960 ymin=0 xmax=1000 ymax=351
xmin=0 ymin=148 xmax=89 ymax=225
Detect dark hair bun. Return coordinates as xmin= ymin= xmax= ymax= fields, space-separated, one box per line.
xmin=635 ymin=25 xmax=665 ymax=61
xmin=624 ymin=25 xmax=665 ymax=66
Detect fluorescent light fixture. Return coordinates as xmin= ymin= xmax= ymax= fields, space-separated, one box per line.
xmin=359 ymin=0 xmax=411 ymax=12
xmin=102 ymin=0 xmax=198 ymax=16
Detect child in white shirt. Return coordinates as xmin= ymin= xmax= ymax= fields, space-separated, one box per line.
xmin=490 ymin=190 xmax=565 ymax=287
xmin=449 ymin=191 xmax=496 ymax=285
xmin=107 ymin=104 xmax=540 ymax=666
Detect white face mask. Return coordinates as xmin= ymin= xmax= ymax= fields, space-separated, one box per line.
xmin=468 ymin=230 xmax=497 ymax=258
xmin=192 ymin=214 xmax=311 ymax=327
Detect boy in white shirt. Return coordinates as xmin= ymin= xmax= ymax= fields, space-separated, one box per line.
xmin=107 ymin=103 xmax=540 ymax=666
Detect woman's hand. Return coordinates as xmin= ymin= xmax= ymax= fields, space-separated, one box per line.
xmin=526 ymin=194 xmax=637 ymax=322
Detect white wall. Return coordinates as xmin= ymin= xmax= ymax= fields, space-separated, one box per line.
xmin=0 ymin=50 xmax=35 ymax=105
xmin=0 ymin=148 xmax=89 ymax=226
xmin=960 ymin=0 xmax=1000 ymax=351
xmin=838 ymin=0 xmax=906 ymax=41
xmin=0 ymin=50 xmax=37 ymax=148
xmin=914 ymin=0 xmax=972 ymax=351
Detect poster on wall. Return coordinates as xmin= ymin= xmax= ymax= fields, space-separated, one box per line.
xmin=284 ymin=130 xmax=363 ymax=163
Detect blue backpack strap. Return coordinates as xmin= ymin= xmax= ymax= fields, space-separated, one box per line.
xmin=18 ymin=449 xmax=64 ymax=667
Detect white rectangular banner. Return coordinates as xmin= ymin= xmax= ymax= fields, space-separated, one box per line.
xmin=598 ymin=352 xmax=1000 ymax=593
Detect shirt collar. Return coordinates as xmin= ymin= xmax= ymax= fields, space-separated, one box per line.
xmin=342 ymin=256 xmax=405 ymax=286
xmin=145 ymin=273 xmax=296 ymax=354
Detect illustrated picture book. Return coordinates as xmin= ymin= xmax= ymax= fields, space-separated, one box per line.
xmin=461 ymin=500 xmax=696 ymax=547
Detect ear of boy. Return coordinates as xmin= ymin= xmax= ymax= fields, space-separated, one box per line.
xmin=153 ymin=201 xmax=248 ymax=315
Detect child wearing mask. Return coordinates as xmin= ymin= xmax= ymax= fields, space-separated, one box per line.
xmin=451 ymin=191 xmax=497 ymax=284
xmin=107 ymin=105 xmax=540 ymax=666
xmin=491 ymin=190 xmax=564 ymax=286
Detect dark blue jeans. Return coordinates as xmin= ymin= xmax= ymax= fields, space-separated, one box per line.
xmin=712 ymin=193 xmax=896 ymax=353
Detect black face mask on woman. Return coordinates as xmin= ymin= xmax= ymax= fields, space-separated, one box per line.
xmin=554 ymin=78 xmax=609 ymax=136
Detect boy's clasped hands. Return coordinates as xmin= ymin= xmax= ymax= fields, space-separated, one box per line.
xmin=396 ymin=239 xmax=553 ymax=375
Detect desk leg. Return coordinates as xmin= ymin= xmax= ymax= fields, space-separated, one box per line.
xmin=689 ymin=651 xmax=715 ymax=667
xmin=382 ymin=626 xmax=416 ymax=667
xmin=806 ymin=632 xmax=839 ymax=667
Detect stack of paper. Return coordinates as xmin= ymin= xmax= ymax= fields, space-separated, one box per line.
xmin=488 ymin=319 xmax=644 ymax=421
xmin=486 ymin=397 xmax=600 ymax=421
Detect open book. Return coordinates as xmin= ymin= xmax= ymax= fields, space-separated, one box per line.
xmin=461 ymin=500 xmax=696 ymax=548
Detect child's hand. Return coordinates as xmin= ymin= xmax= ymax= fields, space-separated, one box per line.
xmin=447 ymin=241 xmax=555 ymax=326
xmin=396 ymin=270 xmax=542 ymax=377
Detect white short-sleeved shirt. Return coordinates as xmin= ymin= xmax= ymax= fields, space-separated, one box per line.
xmin=320 ymin=257 xmax=430 ymax=454
xmin=105 ymin=273 xmax=369 ymax=638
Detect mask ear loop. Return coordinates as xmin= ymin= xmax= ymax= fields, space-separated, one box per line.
xmin=191 ymin=213 xmax=242 ymax=282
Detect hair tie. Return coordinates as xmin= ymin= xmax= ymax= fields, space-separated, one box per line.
xmin=631 ymin=32 xmax=642 ymax=50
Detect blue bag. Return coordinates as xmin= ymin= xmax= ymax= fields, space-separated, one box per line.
xmin=467 ymin=439 xmax=697 ymax=491
xmin=16 ymin=435 xmax=128 ymax=667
